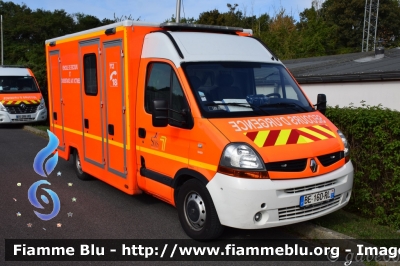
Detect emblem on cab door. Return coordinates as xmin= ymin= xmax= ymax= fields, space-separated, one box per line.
xmin=310 ymin=159 xmax=318 ymax=173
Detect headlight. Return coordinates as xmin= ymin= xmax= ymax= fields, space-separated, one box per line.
xmin=37 ymin=98 xmax=45 ymax=110
xmin=218 ymin=143 xmax=268 ymax=179
xmin=337 ymin=130 xmax=350 ymax=160
xmin=0 ymin=102 xmax=6 ymax=112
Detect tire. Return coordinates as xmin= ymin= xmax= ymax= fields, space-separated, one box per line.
xmin=73 ymin=149 xmax=91 ymax=180
xmin=176 ymin=179 xmax=224 ymax=240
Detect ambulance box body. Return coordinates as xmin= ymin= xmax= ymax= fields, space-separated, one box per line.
xmin=45 ymin=21 xmax=353 ymax=239
xmin=0 ymin=66 xmax=47 ymax=123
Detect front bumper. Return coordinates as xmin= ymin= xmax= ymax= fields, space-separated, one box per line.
xmin=0 ymin=108 xmax=47 ymax=123
xmin=207 ymin=161 xmax=354 ymax=229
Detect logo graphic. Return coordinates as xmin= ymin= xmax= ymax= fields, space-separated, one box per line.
xmin=29 ymin=130 xmax=60 ymax=221
xmin=151 ymin=132 xmax=159 ymax=149
xmin=28 ymin=180 xmax=60 ymax=221
xmin=310 ymin=159 xmax=318 ymax=173
xmin=33 ymin=130 xmax=59 ymax=177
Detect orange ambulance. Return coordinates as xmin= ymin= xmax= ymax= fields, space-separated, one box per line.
xmin=45 ymin=21 xmax=353 ymax=239
xmin=0 ymin=66 xmax=47 ymax=123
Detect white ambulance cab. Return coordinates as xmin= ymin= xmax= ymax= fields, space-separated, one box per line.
xmin=0 ymin=66 xmax=47 ymax=124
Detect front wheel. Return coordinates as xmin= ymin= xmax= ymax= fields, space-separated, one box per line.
xmin=73 ymin=149 xmax=91 ymax=180
xmin=176 ymin=179 xmax=224 ymax=240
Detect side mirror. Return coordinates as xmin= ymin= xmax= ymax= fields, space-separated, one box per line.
xmin=316 ymin=94 xmax=327 ymax=115
xmin=152 ymin=100 xmax=168 ymax=127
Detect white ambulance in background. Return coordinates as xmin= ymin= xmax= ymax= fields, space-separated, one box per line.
xmin=0 ymin=66 xmax=47 ymax=124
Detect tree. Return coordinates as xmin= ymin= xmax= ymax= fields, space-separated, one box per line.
xmin=297 ymin=6 xmax=334 ymax=57
xmin=73 ymin=13 xmax=103 ymax=32
xmin=321 ymin=0 xmax=400 ymax=53
xmin=261 ymin=9 xmax=300 ymax=59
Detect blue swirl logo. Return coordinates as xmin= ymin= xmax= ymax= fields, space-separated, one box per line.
xmin=28 ymin=180 xmax=60 ymax=220
xmin=29 ymin=130 xmax=61 ymax=221
xmin=33 ymin=130 xmax=59 ymax=177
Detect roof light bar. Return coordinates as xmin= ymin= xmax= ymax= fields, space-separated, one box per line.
xmin=160 ymin=22 xmax=243 ymax=34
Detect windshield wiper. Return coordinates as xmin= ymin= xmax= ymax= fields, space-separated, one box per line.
xmin=259 ymin=102 xmax=311 ymax=113
xmin=205 ymin=102 xmax=271 ymax=115
xmin=205 ymin=102 xmax=250 ymax=107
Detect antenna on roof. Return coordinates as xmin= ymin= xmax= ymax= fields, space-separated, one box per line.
xmin=1 ymin=15 xmax=3 ymax=65
xmin=362 ymin=0 xmax=380 ymax=52
xmin=175 ymin=0 xmax=181 ymax=23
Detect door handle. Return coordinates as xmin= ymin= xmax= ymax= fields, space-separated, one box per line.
xmin=138 ymin=128 xmax=146 ymax=138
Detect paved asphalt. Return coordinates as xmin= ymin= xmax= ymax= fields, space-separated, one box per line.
xmin=0 ymin=125 xmax=363 ymax=265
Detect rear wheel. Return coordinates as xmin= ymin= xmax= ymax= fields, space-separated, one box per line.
xmin=73 ymin=149 xmax=91 ymax=180
xmin=177 ymin=179 xmax=224 ymax=240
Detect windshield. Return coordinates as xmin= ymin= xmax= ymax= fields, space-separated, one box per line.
xmin=0 ymin=76 xmax=39 ymax=93
xmin=183 ymin=62 xmax=313 ymax=118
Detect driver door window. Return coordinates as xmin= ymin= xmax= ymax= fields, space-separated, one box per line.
xmin=145 ymin=62 xmax=191 ymax=128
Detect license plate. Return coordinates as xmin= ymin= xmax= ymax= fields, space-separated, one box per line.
xmin=300 ymin=188 xmax=335 ymax=207
xmin=16 ymin=115 xmax=31 ymax=118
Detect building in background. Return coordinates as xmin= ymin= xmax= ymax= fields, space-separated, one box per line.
xmin=284 ymin=48 xmax=400 ymax=111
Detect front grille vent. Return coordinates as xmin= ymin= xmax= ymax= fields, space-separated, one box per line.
xmin=317 ymin=151 xmax=344 ymax=167
xmin=6 ymin=104 xmax=39 ymax=114
xmin=265 ymin=158 xmax=307 ymax=172
xmin=284 ymin=179 xmax=338 ymax=194
xmin=278 ymin=194 xmax=341 ymax=220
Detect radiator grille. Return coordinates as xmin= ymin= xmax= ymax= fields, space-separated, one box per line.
xmin=265 ymin=158 xmax=307 ymax=172
xmin=278 ymin=194 xmax=341 ymax=221
xmin=284 ymin=179 xmax=338 ymax=194
xmin=11 ymin=118 xmax=35 ymax=122
xmin=317 ymin=151 xmax=344 ymax=167
xmin=6 ymin=104 xmax=38 ymax=114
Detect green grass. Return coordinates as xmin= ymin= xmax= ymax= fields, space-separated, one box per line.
xmin=312 ymin=209 xmax=400 ymax=246
xmin=30 ymin=125 xmax=49 ymax=131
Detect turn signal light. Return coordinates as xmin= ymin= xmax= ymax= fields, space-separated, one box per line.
xmin=218 ymin=166 xmax=269 ymax=179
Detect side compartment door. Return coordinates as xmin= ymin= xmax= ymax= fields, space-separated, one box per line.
xmin=79 ymin=39 xmax=105 ymax=168
xmin=48 ymin=50 xmax=65 ymax=150
xmin=102 ymin=39 xmax=127 ymax=178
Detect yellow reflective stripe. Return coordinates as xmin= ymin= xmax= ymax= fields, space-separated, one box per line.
xmin=275 ymin=129 xmax=291 ymax=146
xmin=298 ymin=127 xmax=328 ymax=140
xmin=54 ymin=124 xmax=81 ymax=135
xmin=108 ymin=139 xmax=124 ymax=148
xmin=254 ymin=130 xmax=269 ymax=148
xmin=85 ymin=132 xmax=102 ymax=142
xmin=52 ymin=124 xmax=127 ymax=149
xmin=189 ymin=159 xmax=217 ymax=171
xmin=137 ymin=146 xmax=188 ymax=164
xmin=15 ymin=101 xmax=21 ymax=104
xmin=137 ymin=145 xmax=217 ymax=172
xmin=313 ymin=125 xmax=336 ymax=137
xmin=7 ymin=101 xmax=13 ymax=104
xmin=23 ymin=101 xmax=30 ymax=104
xmin=297 ymin=135 xmax=314 ymax=144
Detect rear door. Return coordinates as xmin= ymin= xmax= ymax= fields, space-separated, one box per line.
xmin=102 ymin=39 xmax=127 ymax=178
xmin=48 ymin=50 xmax=65 ymax=150
xmin=79 ymin=39 xmax=105 ymax=168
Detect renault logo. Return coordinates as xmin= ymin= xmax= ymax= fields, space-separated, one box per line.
xmin=310 ymin=159 xmax=318 ymax=173
xmin=20 ymin=103 xmax=26 ymax=109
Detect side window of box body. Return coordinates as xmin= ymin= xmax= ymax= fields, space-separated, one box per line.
xmin=83 ymin=53 xmax=98 ymax=96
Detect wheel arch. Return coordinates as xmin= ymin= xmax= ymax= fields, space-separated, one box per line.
xmin=173 ymin=168 xmax=209 ymax=203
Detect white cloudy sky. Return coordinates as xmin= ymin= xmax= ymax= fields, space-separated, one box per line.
xmin=7 ymin=0 xmax=314 ymax=23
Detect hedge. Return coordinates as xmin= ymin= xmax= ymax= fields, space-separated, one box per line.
xmin=325 ymin=103 xmax=400 ymax=229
